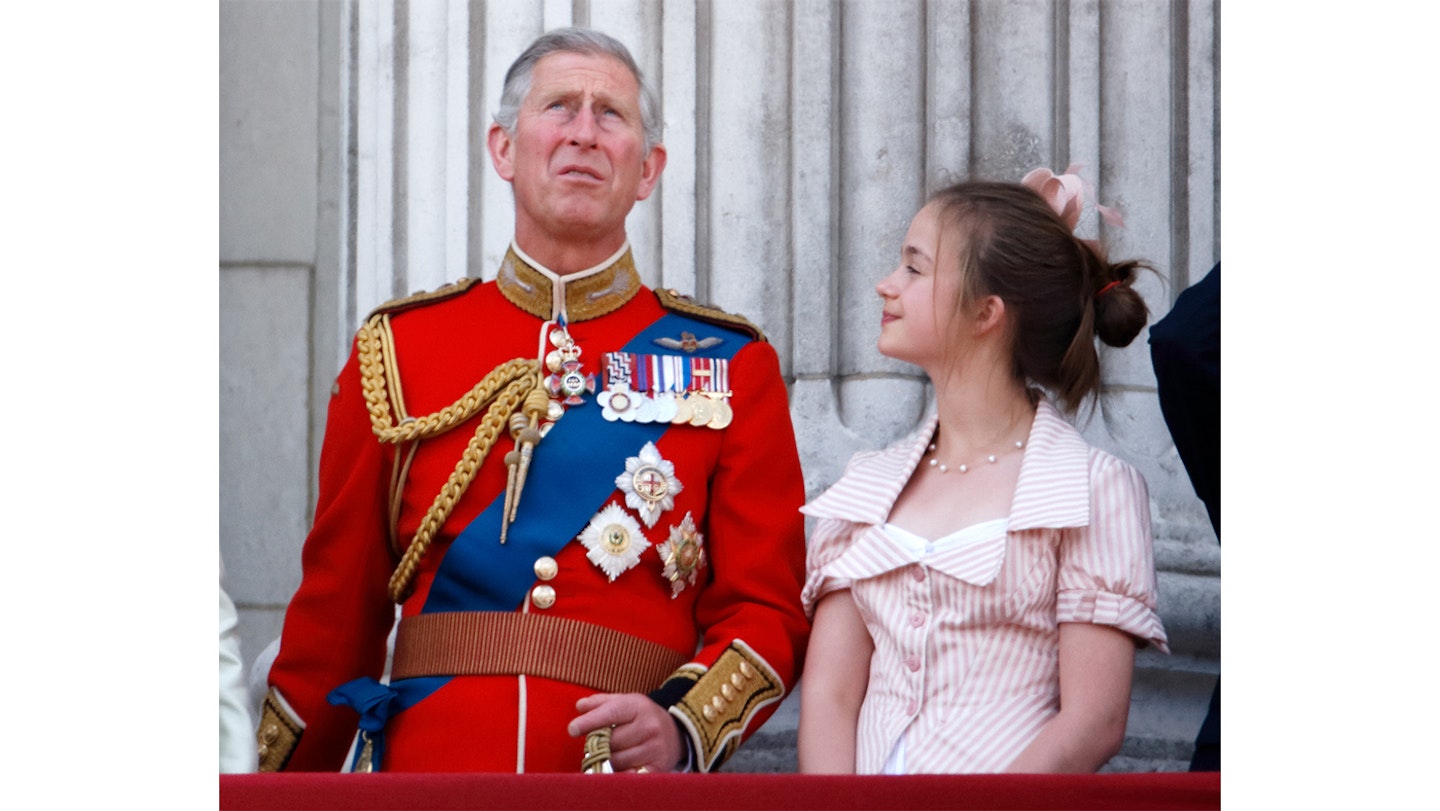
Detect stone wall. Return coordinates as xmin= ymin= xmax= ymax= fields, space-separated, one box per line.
xmin=219 ymin=0 xmax=1219 ymax=772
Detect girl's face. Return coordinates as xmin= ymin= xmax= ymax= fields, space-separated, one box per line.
xmin=875 ymin=202 xmax=963 ymax=367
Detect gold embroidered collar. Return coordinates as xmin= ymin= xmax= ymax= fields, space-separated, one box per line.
xmin=496 ymin=242 xmax=642 ymax=322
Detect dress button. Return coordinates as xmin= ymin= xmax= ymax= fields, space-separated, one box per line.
xmin=906 ymin=655 xmax=921 ymax=672
xmin=910 ymin=612 xmax=925 ymax=628
xmin=533 ymin=556 xmax=558 ymax=581
xmin=906 ymin=701 xmax=918 ymax=715
xmin=530 ymin=584 xmax=556 ymax=609
xmin=911 ymin=566 xmax=926 ymax=582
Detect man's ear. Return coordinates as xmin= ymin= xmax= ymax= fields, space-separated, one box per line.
xmin=634 ymin=144 xmax=667 ymax=202
xmin=487 ymin=123 xmax=515 ymax=182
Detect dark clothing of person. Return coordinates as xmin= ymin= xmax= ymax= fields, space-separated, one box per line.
xmin=1148 ymin=263 xmax=1220 ymax=772
xmin=1148 ymin=265 xmax=1220 ymax=534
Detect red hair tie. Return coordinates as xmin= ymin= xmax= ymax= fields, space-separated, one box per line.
xmin=1095 ymin=280 xmax=1122 ymax=298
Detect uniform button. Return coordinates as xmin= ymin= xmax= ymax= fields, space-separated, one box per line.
xmin=258 ymin=743 xmax=269 ymax=758
xmin=702 ymin=705 xmax=717 ymax=721
xmin=721 ymin=684 xmax=736 ymax=701
xmin=910 ymin=612 xmax=925 ymax=628
xmin=711 ymin=696 xmax=726 ymax=711
xmin=730 ymin=673 xmax=744 ymax=689
xmin=739 ymin=661 xmax=755 ymax=679
xmin=530 ymin=584 xmax=556 ymax=609
xmin=260 ymin=724 xmax=279 ymax=744
xmin=533 ymin=556 xmax=558 ymax=581
xmin=906 ymin=655 xmax=921 ymax=672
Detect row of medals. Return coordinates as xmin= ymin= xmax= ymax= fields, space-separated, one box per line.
xmin=605 ymin=387 xmax=733 ymax=430
xmin=544 ymin=326 xmax=734 ymax=430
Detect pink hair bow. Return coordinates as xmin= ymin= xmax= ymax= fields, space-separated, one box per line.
xmin=1021 ymin=164 xmax=1124 ymax=231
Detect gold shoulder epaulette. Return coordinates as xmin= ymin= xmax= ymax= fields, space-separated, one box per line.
xmin=655 ymin=288 xmax=767 ymax=343
xmin=365 ymin=276 xmax=482 ymax=321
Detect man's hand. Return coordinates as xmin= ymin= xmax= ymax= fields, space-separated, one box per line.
xmin=568 ymin=693 xmax=683 ymax=773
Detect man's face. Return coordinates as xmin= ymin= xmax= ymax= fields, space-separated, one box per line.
xmin=488 ymin=51 xmax=666 ymax=251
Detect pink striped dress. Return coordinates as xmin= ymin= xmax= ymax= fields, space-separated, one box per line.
xmin=801 ymin=398 xmax=1169 ymax=774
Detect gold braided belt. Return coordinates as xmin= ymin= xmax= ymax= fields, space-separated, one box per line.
xmin=390 ymin=612 xmax=691 ymax=694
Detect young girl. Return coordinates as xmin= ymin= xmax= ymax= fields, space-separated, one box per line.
xmin=797 ymin=172 xmax=1169 ymax=774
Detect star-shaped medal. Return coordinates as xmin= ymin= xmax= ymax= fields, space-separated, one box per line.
xmin=660 ymin=512 xmax=707 ymax=598
xmin=615 ymin=442 xmax=683 ymax=528
xmin=579 ymin=504 xmax=651 ymax=581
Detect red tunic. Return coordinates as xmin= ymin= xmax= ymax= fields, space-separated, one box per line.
xmin=264 ymin=250 xmax=809 ymax=773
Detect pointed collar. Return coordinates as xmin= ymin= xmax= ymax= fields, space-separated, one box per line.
xmin=801 ymin=397 xmax=1093 ymax=531
xmin=800 ymin=417 xmax=934 ymax=527
xmin=496 ymin=241 xmax=642 ymax=322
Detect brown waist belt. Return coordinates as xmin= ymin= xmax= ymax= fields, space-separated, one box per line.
xmin=390 ymin=612 xmax=691 ymax=694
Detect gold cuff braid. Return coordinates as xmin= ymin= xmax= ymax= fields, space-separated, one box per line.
xmin=667 ymin=640 xmax=784 ymax=773
xmin=256 ymin=688 xmax=304 ymax=772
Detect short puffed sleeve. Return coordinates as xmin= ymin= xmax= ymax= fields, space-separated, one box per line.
xmin=1055 ymin=450 xmax=1170 ymax=652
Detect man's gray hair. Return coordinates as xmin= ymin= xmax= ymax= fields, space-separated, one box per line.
xmin=493 ymin=27 xmax=663 ymax=153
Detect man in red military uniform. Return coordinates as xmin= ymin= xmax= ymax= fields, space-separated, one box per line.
xmin=256 ymin=27 xmax=809 ymax=774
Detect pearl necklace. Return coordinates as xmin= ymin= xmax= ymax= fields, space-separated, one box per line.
xmin=926 ymin=439 xmax=1025 ymax=474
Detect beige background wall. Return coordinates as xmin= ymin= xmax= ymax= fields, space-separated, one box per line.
xmin=219 ymin=0 xmax=1219 ymax=772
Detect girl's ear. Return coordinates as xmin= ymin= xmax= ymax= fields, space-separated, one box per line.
xmin=973 ymin=294 xmax=1007 ymax=335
